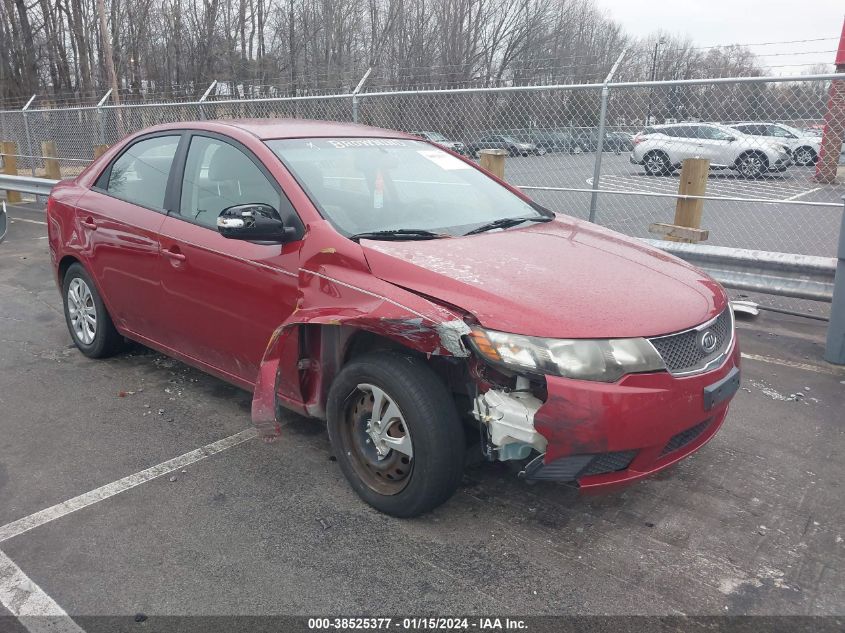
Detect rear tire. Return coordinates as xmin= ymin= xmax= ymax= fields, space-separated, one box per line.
xmin=62 ymin=262 xmax=124 ymax=358
xmin=643 ymin=151 xmax=671 ymax=176
xmin=326 ymin=352 xmax=465 ymax=518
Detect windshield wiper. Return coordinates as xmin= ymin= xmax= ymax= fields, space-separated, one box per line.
xmin=463 ymin=215 xmax=552 ymax=236
xmin=348 ymin=229 xmax=449 ymax=242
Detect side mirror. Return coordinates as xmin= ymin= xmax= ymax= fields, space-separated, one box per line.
xmin=217 ymin=203 xmax=296 ymax=243
xmin=726 ymin=136 xmax=737 ymax=142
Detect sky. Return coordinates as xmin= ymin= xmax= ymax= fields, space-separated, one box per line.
xmin=593 ymin=0 xmax=844 ymax=75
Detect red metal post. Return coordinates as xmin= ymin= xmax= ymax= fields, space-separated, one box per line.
xmin=814 ymin=19 xmax=845 ymax=184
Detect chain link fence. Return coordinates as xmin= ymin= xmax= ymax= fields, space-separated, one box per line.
xmin=2 ymin=73 xmax=844 ymax=268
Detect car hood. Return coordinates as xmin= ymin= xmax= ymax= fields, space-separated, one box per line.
xmin=360 ymin=217 xmax=727 ymax=339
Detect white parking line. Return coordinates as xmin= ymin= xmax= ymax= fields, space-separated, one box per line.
xmin=785 ymin=186 xmax=822 ymax=201
xmin=9 ymin=217 xmax=47 ymax=226
xmin=0 ymin=549 xmax=85 ymax=633
xmin=0 ymin=427 xmax=257 ymax=544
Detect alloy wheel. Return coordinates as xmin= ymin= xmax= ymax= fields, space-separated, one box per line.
xmin=793 ymin=147 xmax=814 ymax=166
xmin=644 ymin=153 xmax=667 ymax=175
xmin=739 ymin=155 xmax=764 ymax=178
xmin=67 ymin=277 xmax=97 ymax=345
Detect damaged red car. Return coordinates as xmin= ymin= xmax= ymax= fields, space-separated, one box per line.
xmin=47 ymin=119 xmax=740 ymax=517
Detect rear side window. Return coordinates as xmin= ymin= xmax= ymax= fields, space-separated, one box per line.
xmin=104 ymin=135 xmax=180 ymax=210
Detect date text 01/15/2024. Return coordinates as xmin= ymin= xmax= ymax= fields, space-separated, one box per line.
xmin=307 ymin=617 xmax=528 ymax=630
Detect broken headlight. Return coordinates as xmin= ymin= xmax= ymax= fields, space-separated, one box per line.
xmin=468 ymin=328 xmax=665 ymax=382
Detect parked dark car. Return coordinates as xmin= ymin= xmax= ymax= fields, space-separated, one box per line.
xmin=515 ymin=130 xmax=582 ymax=154
xmin=467 ymin=134 xmax=544 ymax=158
xmin=572 ymin=129 xmax=632 ymax=153
xmin=48 ymin=119 xmax=739 ymax=518
xmin=409 ymin=130 xmax=468 ymax=155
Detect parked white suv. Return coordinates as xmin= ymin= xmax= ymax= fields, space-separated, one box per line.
xmin=727 ymin=122 xmax=821 ymax=166
xmin=631 ymin=122 xmax=792 ymax=178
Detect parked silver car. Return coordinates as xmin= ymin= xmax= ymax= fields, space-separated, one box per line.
xmin=727 ymin=122 xmax=821 ymax=166
xmin=631 ymin=123 xmax=792 ymax=178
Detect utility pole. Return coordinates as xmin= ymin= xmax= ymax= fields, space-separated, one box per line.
xmin=814 ymin=18 xmax=845 ymax=184
xmin=97 ymin=0 xmax=123 ymax=135
xmin=645 ymin=37 xmax=666 ymax=127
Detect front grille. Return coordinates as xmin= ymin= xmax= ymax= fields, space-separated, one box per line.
xmin=649 ymin=308 xmax=732 ymax=375
xmin=578 ymin=450 xmax=637 ymax=477
xmin=661 ymin=420 xmax=711 ymax=456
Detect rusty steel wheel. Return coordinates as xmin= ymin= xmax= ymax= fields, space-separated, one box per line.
xmin=326 ymin=352 xmax=465 ymax=517
xmin=340 ymin=383 xmax=414 ymax=496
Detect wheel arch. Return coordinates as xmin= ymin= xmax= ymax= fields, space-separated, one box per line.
xmin=58 ymin=254 xmax=83 ymax=284
xmin=251 ymin=304 xmax=472 ymax=439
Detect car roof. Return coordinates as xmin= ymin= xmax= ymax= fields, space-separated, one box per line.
xmin=652 ymin=122 xmax=707 ymax=128
xmin=143 ymin=118 xmax=414 ymax=141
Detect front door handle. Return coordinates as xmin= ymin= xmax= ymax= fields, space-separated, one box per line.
xmin=163 ymin=248 xmax=186 ymax=262
xmin=81 ymin=217 xmax=98 ymax=230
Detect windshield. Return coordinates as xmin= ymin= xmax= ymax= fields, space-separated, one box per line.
xmin=267 ymin=138 xmax=547 ymax=236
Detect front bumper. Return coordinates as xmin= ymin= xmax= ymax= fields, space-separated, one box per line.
xmin=524 ymin=339 xmax=740 ymax=490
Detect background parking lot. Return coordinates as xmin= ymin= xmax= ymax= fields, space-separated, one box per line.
xmin=506 ymin=154 xmax=844 ymax=257
xmin=0 ymin=203 xmax=843 ymax=630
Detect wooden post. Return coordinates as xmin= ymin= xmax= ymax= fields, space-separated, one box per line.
xmin=1 ymin=141 xmax=22 ymax=204
xmin=93 ymin=144 xmax=110 ymax=159
xmin=41 ymin=141 xmax=61 ymax=179
xmin=649 ymin=157 xmax=710 ymax=243
xmin=479 ymin=149 xmax=507 ymax=180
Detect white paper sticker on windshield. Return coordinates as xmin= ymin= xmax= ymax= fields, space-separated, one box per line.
xmin=417 ymin=149 xmax=470 ymax=170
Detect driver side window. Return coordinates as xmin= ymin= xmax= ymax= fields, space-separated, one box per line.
xmin=179 ymin=136 xmax=280 ymax=229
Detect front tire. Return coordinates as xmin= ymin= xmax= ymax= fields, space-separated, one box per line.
xmin=62 ymin=262 xmax=124 ymax=358
xmin=735 ymin=152 xmax=767 ymax=178
xmin=326 ymin=352 xmax=465 ymax=518
xmin=793 ymin=146 xmax=817 ymax=166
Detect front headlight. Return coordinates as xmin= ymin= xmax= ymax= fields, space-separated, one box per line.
xmin=469 ymin=327 xmax=666 ymax=382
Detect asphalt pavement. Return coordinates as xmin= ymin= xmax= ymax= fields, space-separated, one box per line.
xmin=0 ymin=202 xmax=843 ymax=630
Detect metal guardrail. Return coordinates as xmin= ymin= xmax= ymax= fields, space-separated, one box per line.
xmin=0 ymin=174 xmax=58 ymax=197
xmin=643 ymin=239 xmax=837 ymax=302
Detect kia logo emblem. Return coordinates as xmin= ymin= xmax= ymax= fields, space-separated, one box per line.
xmin=699 ymin=330 xmax=718 ymax=353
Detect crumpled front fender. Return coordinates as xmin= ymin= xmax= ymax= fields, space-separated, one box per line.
xmin=250 ymin=263 xmax=471 ymax=439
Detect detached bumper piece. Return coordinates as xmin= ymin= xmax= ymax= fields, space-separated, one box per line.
xmin=521 ymin=450 xmax=637 ymax=482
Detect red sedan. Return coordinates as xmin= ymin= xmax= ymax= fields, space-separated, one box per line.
xmin=47 ymin=119 xmax=740 ymax=517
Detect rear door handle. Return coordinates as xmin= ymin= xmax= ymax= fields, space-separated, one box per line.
xmin=81 ymin=217 xmax=98 ymax=230
xmin=163 ymin=248 xmax=186 ymax=262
